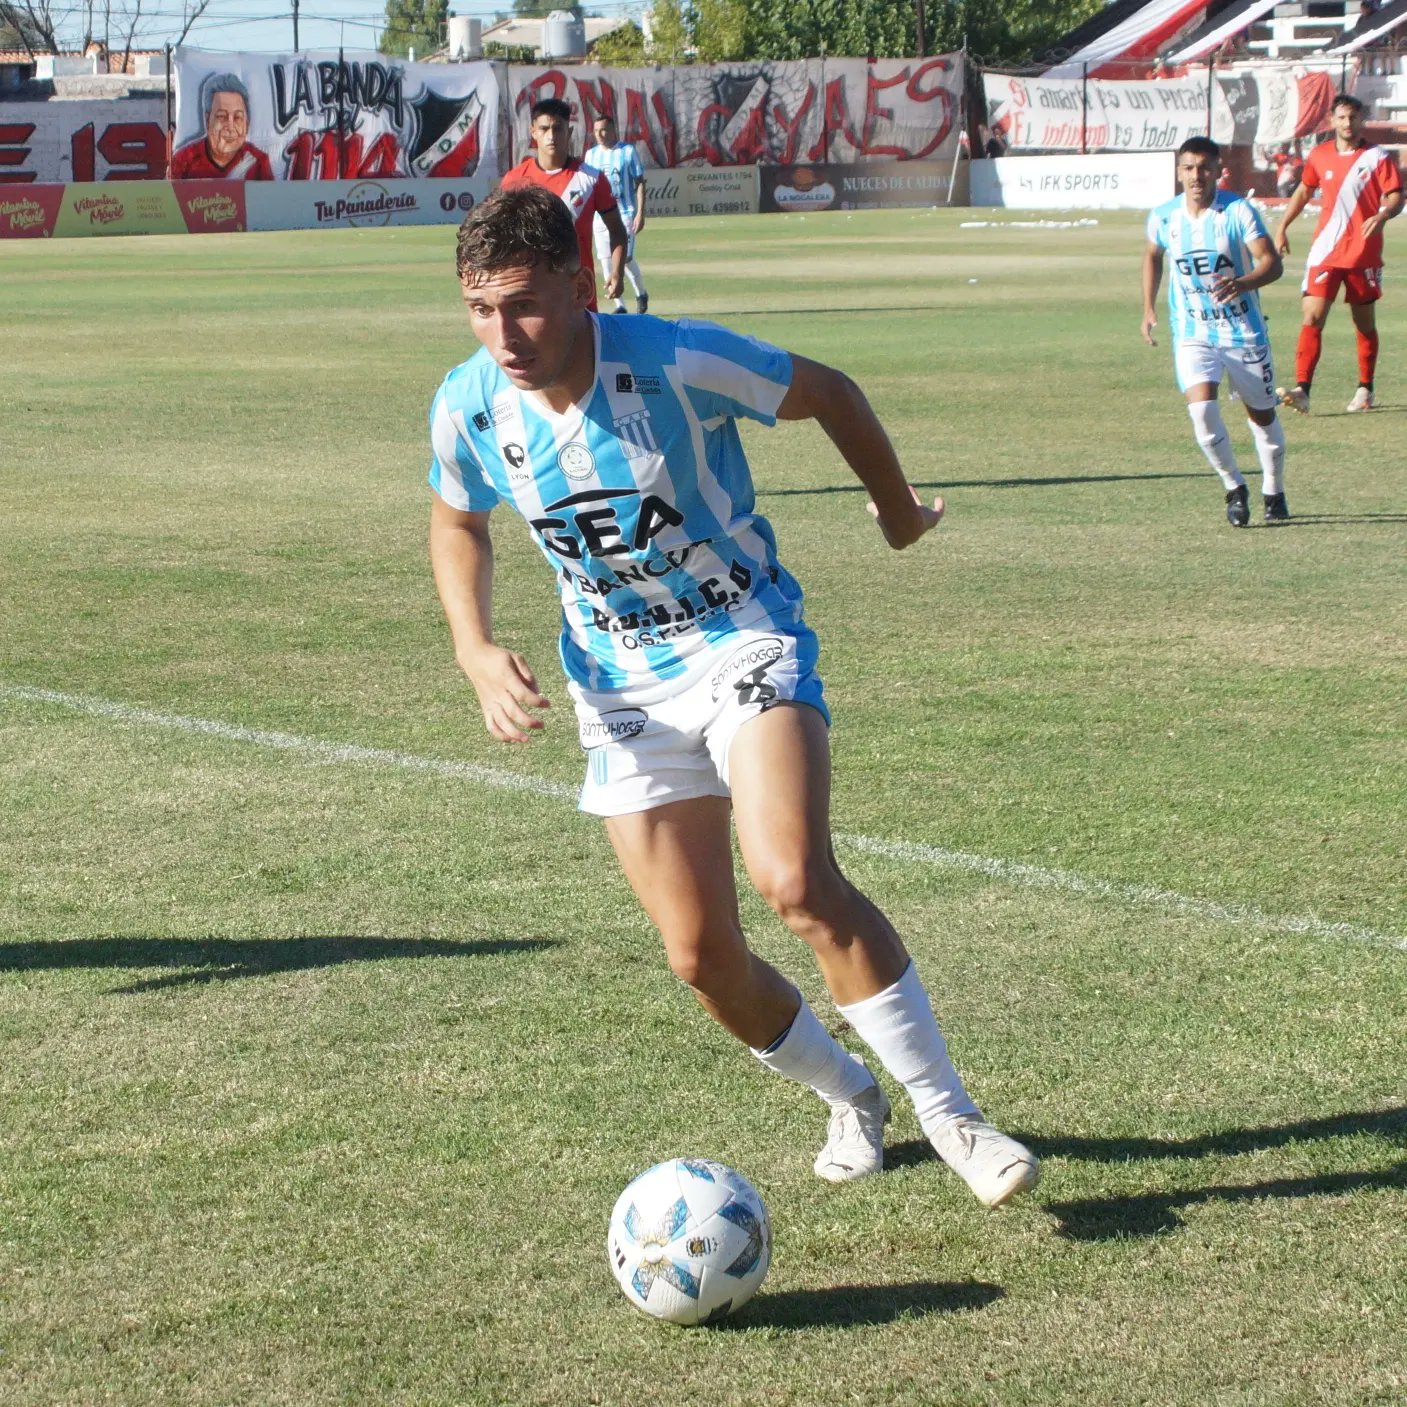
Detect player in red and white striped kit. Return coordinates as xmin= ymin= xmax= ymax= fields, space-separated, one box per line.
xmin=1274 ymin=95 xmax=1403 ymax=413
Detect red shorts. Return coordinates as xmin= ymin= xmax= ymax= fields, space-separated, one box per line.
xmin=1302 ymin=265 xmax=1383 ymax=304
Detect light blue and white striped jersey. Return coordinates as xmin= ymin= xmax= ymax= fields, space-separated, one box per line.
xmin=584 ymin=140 xmax=644 ymax=223
xmin=428 ymin=315 xmax=809 ymax=692
xmin=1146 ymin=190 xmax=1271 ymax=347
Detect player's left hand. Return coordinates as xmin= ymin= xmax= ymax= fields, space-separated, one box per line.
xmin=1211 ymin=275 xmax=1241 ymax=305
xmin=1362 ymin=212 xmax=1389 ymax=241
xmin=866 ymin=485 xmax=944 ymax=549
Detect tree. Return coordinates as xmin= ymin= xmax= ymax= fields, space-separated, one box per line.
xmin=0 ymin=0 xmax=58 ymax=55
xmin=379 ymin=0 xmax=449 ymax=58
xmin=626 ymin=0 xmax=1103 ymax=67
xmin=591 ymin=20 xmax=646 ymax=67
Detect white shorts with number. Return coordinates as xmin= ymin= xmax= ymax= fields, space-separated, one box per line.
xmin=572 ymin=626 xmax=828 ymax=817
xmin=592 ymin=217 xmax=636 ymax=269
xmin=1174 ymin=339 xmax=1278 ymax=411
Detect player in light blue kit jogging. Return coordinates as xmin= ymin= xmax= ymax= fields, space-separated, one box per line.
xmin=585 ymin=114 xmax=649 ymax=315
xmin=427 ymin=185 xmax=1039 ymax=1208
xmin=1143 ymin=135 xmax=1290 ymax=526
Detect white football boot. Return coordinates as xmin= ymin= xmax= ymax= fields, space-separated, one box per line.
xmin=929 ymin=1115 xmax=1041 ymax=1208
xmin=1346 ymin=386 xmax=1375 ymax=412
xmin=814 ymin=1077 xmax=891 ymax=1183
xmin=1277 ymin=385 xmax=1310 ymax=414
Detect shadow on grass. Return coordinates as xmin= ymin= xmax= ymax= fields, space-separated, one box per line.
xmin=1260 ymin=513 xmax=1407 ymax=525
xmin=758 ymin=472 xmax=1205 ymax=497
xmin=885 ymin=1108 xmax=1407 ymax=1242
xmin=0 ymin=935 xmax=557 ymax=994
xmin=1047 ymin=1161 xmax=1407 ymax=1242
xmin=726 ymin=1278 xmax=1004 ymax=1330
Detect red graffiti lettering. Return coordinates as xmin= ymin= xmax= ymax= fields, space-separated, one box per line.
xmin=0 ymin=122 xmax=37 ymax=183
xmin=575 ymin=79 xmax=613 ymax=129
xmin=727 ymin=100 xmax=770 ymax=165
xmin=623 ymin=88 xmax=669 ymax=168
xmin=517 ymin=71 xmax=567 ymax=112
xmin=809 ymin=79 xmax=859 ymax=163
xmin=770 ymin=85 xmax=815 ymax=165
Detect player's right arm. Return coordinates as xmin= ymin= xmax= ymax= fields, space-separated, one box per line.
xmin=1141 ymin=241 xmax=1164 ymax=346
xmin=429 ymin=494 xmax=549 ymax=743
xmin=1275 ymin=177 xmax=1315 ymax=255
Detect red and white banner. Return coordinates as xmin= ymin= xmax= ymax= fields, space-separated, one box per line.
xmin=0 ymin=99 xmax=166 ymax=184
xmin=1043 ymin=0 xmax=1209 ymax=78
xmin=173 ymin=47 xmax=501 ymax=181
xmin=507 ymin=56 xmax=964 ymax=168
xmin=985 ymin=69 xmax=1334 ymax=153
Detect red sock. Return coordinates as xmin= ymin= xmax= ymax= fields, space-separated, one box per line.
xmin=1295 ymin=325 xmax=1323 ymax=389
xmin=1357 ymin=327 xmax=1379 ymax=388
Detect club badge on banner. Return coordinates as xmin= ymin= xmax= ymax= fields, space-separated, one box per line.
xmin=173 ymin=48 xmax=501 ymax=181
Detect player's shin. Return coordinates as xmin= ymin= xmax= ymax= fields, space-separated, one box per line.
xmin=1248 ymin=415 xmax=1286 ymax=496
xmin=1357 ymin=328 xmax=1379 ymax=389
xmin=1295 ymin=325 xmax=1323 ymax=389
xmin=751 ymin=992 xmax=877 ymax=1104
xmin=835 ymin=960 xmax=980 ymax=1135
xmin=1187 ymin=400 xmax=1244 ymax=490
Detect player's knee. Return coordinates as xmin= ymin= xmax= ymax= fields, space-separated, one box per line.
xmin=665 ymin=930 xmax=747 ymax=996
xmin=753 ymin=857 xmax=844 ymax=936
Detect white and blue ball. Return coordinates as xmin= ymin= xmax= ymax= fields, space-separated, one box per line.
xmin=606 ymin=1158 xmax=771 ymax=1326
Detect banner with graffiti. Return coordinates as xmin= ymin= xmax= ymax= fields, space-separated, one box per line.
xmin=0 ymin=100 xmax=167 ymax=184
xmin=508 ymin=56 xmax=963 ymax=168
xmin=172 ymin=47 xmax=501 ymax=181
xmin=984 ymin=67 xmax=1341 ymax=154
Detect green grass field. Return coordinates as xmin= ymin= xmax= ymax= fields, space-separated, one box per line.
xmin=2 ymin=207 xmax=1404 ymax=1407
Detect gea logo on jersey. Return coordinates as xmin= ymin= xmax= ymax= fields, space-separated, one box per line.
xmin=1176 ymin=250 xmax=1235 ymax=277
xmin=531 ymin=486 xmax=685 ymax=560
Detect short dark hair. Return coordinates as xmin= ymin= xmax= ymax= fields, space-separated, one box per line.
xmin=530 ymin=97 xmax=572 ymax=125
xmin=1177 ymin=135 xmax=1221 ymax=161
xmin=1332 ymin=93 xmax=1365 ymax=115
xmin=455 ymin=185 xmax=579 ymax=283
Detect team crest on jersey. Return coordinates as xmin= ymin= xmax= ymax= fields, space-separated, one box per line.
xmin=558 ymin=442 xmax=596 ymax=480
xmin=613 ymin=409 xmax=659 ymax=460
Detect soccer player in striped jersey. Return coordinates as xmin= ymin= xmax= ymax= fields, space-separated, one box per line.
xmin=427 ymin=185 xmax=1040 ymax=1208
xmin=586 ymin=114 xmax=650 ymax=315
xmin=1274 ymin=94 xmax=1402 ymax=413
xmin=1143 ymin=136 xmax=1290 ymax=526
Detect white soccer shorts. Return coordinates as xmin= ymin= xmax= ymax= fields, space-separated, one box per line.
xmin=592 ymin=218 xmax=636 ymax=271
xmin=571 ymin=627 xmax=829 ymax=817
xmin=1174 ymin=339 xmax=1278 ymax=411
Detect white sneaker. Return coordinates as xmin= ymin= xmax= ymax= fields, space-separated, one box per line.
xmin=1346 ymin=386 xmax=1375 ymax=412
xmin=814 ymin=1078 xmax=891 ymax=1182
xmin=929 ymin=1114 xmax=1040 ymax=1208
xmin=1276 ymin=385 xmax=1310 ymax=414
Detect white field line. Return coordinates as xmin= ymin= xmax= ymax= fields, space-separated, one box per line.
xmin=6 ymin=682 xmax=1404 ymax=953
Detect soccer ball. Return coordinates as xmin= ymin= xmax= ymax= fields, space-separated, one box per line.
xmin=606 ymin=1158 xmax=771 ymax=1326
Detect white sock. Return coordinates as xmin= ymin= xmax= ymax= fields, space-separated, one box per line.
xmin=751 ymin=994 xmax=875 ymax=1105
xmin=837 ymin=961 xmax=979 ymax=1137
xmin=1248 ymin=414 xmax=1285 ymax=495
xmin=625 ymin=259 xmax=647 ymax=298
xmin=1187 ymin=400 xmax=1244 ymax=491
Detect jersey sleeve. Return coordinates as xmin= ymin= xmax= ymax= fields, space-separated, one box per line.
xmin=626 ymin=147 xmax=644 ymax=186
xmin=674 ymin=319 xmax=793 ymax=427
xmin=427 ymin=381 xmax=500 ymax=512
xmin=1300 ymin=148 xmax=1323 ymax=193
xmin=1145 ymin=206 xmax=1166 ymax=248
xmin=1233 ymin=197 xmax=1270 ymax=245
xmin=1377 ymin=149 xmax=1402 ymax=196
